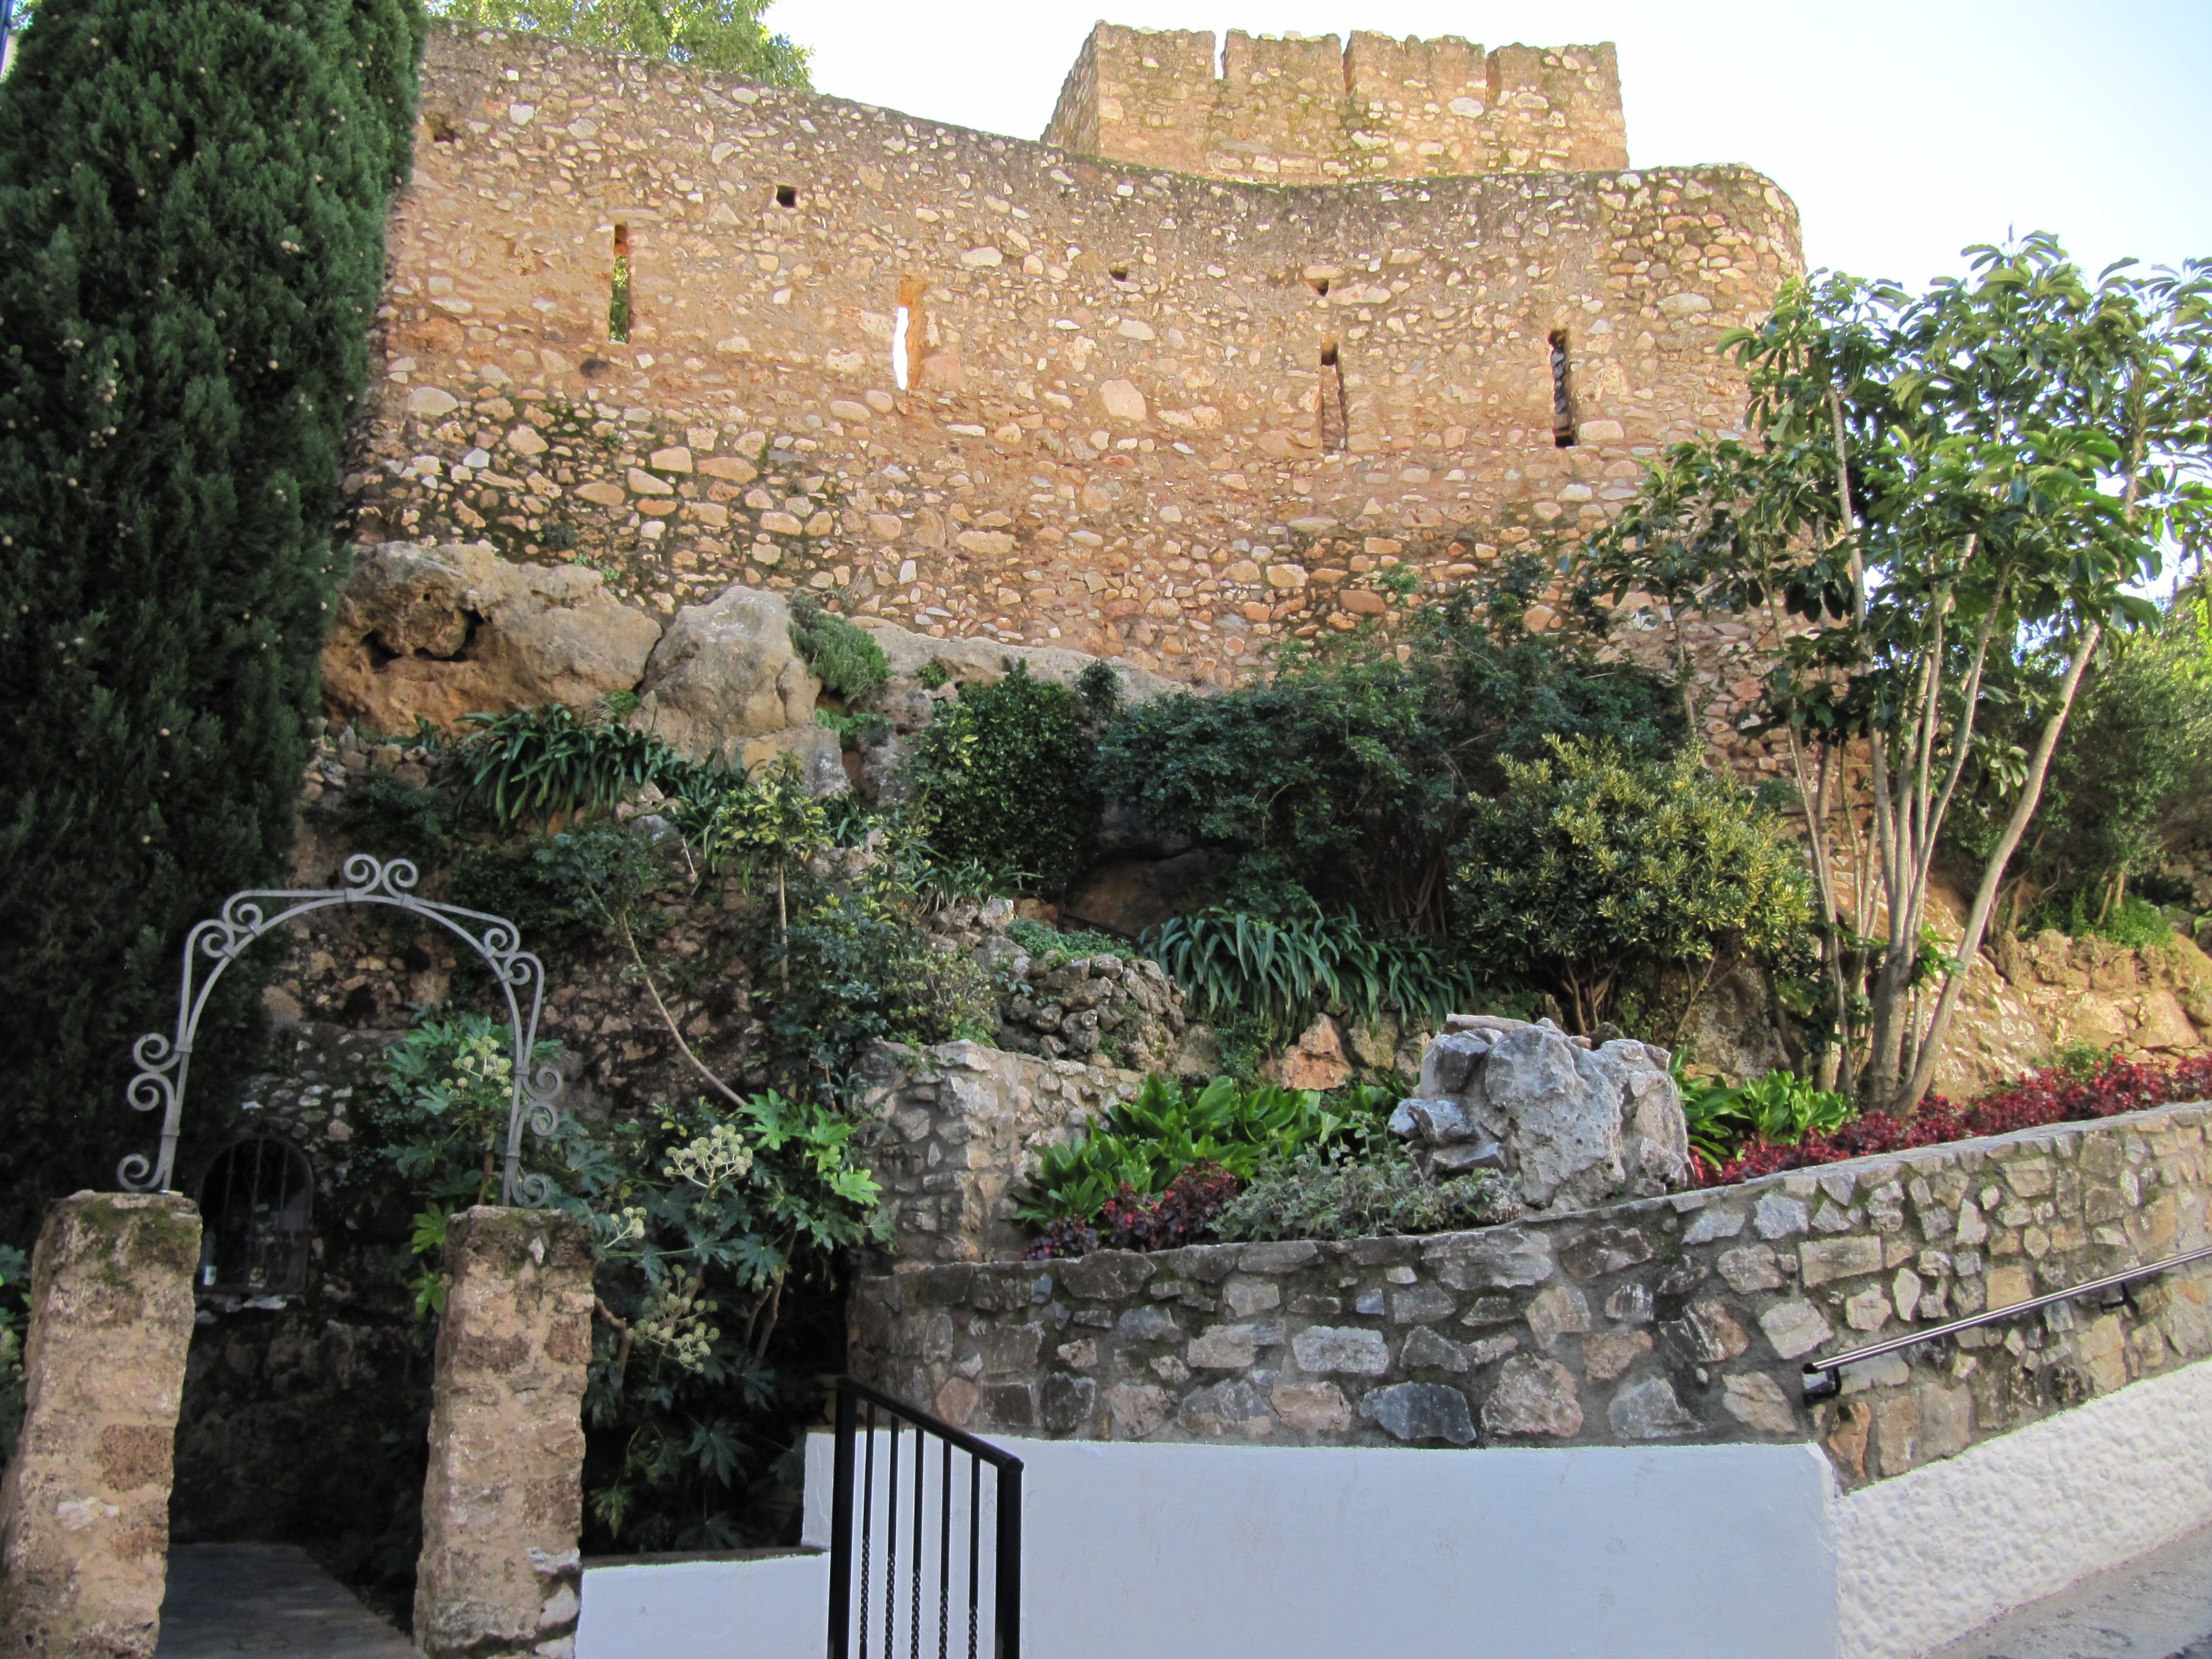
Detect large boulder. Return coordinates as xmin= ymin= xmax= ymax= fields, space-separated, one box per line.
xmin=322 ymin=541 xmax=662 ymax=731
xmin=1391 ymin=1018 xmax=1689 ymax=1213
xmin=632 ymin=585 xmax=818 ymax=767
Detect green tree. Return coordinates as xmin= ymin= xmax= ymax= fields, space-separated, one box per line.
xmin=909 ymin=664 xmax=1099 ymax=895
xmin=0 ymin=0 xmax=425 ymax=1235
xmin=1589 ymin=239 xmax=2212 ymax=1107
xmin=1450 ymin=739 xmax=1812 ymax=1037
xmin=426 ymin=0 xmax=808 ymax=85
xmin=1097 ymin=569 xmax=1682 ymax=931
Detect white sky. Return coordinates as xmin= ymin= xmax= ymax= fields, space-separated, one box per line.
xmin=771 ymin=0 xmax=2212 ymax=287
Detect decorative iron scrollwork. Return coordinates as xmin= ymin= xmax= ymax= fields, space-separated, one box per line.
xmin=122 ymin=853 xmax=561 ymax=1206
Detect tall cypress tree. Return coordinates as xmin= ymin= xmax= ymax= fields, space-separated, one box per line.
xmin=0 ymin=0 xmax=424 ymax=1236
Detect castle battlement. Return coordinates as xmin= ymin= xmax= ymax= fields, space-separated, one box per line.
xmin=344 ymin=21 xmax=1799 ymax=764
xmin=1043 ymin=23 xmax=1627 ymax=184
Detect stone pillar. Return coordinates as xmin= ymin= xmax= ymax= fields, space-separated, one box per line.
xmin=0 ymin=1191 xmax=201 ymax=1659
xmin=414 ymin=1206 xmax=594 ymax=1659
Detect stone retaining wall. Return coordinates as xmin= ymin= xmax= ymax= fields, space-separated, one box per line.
xmin=849 ymin=1100 xmax=2212 ymax=1488
xmin=852 ymin=1040 xmax=1148 ymax=1266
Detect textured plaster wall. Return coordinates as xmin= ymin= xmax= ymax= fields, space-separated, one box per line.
xmin=1835 ymin=1354 xmax=2212 ymax=1659
xmin=350 ymin=26 xmax=1801 ymax=760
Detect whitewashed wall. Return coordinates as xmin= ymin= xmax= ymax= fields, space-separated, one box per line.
xmin=577 ymin=1356 xmax=2212 ymax=1659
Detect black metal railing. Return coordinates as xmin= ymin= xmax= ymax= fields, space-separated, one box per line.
xmin=1802 ymin=1240 xmax=2212 ymax=1400
xmin=827 ymin=1376 xmax=1023 ymax=1659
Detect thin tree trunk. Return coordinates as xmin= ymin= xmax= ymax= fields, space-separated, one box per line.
xmin=1901 ymin=623 xmax=2103 ymax=1109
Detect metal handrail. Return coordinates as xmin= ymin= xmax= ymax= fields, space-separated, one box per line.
xmin=1801 ymin=1240 xmax=2212 ymax=1401
xmin=827 ymin=1376 xmax=1023 ymax=1659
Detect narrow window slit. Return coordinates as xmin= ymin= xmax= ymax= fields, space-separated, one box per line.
xmin=894 ymin=274 xmax=926 ymax=391
xmin=1319 ymin=340 xmax=1348 ymax=453
xmin=1549 ymin=329 xmax=1578 ymax=447
xmin=775 ymin=184 xmax=799 ymax=209
xmin=609 ymin=222 xmax=631 ymax=344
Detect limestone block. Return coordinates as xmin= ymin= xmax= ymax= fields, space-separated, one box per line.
xmin=1396 ymin=1021 xmax=1688 ymax=1212
xmin=856 ymin=620 xmax=1176 ymax=712
xmin=0 ymin=1192 xmax=201 ymax=1659
xmin=632 ymin=585 xmax=817 ymax=765
xmin=414 ymin=1207 xmax=594 ymax=1659
xmin=322 ymin=541 xmax=663 ymax=732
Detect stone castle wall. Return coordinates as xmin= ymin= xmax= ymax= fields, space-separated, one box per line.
xmin=850 ymin=1099 xmax=2212 ymax=1489
xmin=346 ymin=26 xmax=1800 ymax=755
xmin=1043 ymin=25 xmax=1628 ymax=184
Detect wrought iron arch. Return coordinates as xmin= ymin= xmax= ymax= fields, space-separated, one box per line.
xmin=123 ymin=853 xmax=561 ymax=1206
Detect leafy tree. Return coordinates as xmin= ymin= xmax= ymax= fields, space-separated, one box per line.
xmin=909 ymin=664 xmax=1099 ymax=894
xmin=1950 ymin=581 xmax=2212 ymax=930
xmin=1450 ymin=739 xmax=1812 ymax=1036
xmin=426 ymin=0 xmax=808 ymax=84
xmin=1097 ymin=567 xmax=1683 ymax=932
xmin=0 ymin=0 xmax=425 ymax=1236
xmin=1587 ymin=239 xmax=2212 ymax=1107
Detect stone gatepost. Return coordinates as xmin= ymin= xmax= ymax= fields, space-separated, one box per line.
xmin=0 ymin=1191 xmax=201 ymax=1659
xmin=414 ymin=1206 xmax=594 ymax=1659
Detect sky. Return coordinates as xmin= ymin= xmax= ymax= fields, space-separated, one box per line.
xmin=769 ymin=0 xmax=2212 ymax=289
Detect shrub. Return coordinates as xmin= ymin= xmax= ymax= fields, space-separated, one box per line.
xmin=789 ymin=598 xmax=890 ymax=703
xmin=1004 ymin=917 xmax=1134 ymax=967
xmin=0 ymin=0 xmax=424 ymax=1237
xmin=1143 ymin=907 xmax=1481 ymax=1039
xmin=327 ymin=770 xmax=460 ymax=867
xmin=0 ymin=1244 xmax=27 ymax=1467
xmin=552 ymin=1090 xmax=884 ymax=1552
xmin=1016 ymin=1073 xmax=1374 ymax=1226
xmin=1094 ymin=567 xmax=1682 ymax=929
xmin=1699 ymin=1051 xmax=2212 ymax=1185
xmin=364 ymin=1011 xmax=564 ymax=1312
xmin=1679 ymin=1069 xmax=1856 ymax=1168
xmin=1212 ymin=1141 xmax=1522 ymax=1242
xmin=908 ymin=665 xmax=1099 ymax=893
xmin=461 ymin=701 xmax=691 ymax=830
xmin=1451 ymin=738 xmax=1811 ymax=1033
xmin=1024 ymin=1162 xmax=1242 ymax=1260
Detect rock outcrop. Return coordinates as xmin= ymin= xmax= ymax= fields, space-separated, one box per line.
xmin=632 ymin=584 xmax=820 ymax=768
xmin=1391 ymin=1017 xmax=1690 ymax=1213
xmin=322 ymin=541 xmax=662 ymax=731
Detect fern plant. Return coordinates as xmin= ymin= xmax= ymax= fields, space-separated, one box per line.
xmin=1143 ymin=908 xmax=1480 ymax=1038
xmin=460 ymin=700 xmax=692 ymax=830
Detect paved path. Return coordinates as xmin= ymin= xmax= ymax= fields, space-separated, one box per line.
xmin=1931 ymin=1517 xmax=2212 ymax=1659
xmin=157 ymin=1543 xmax=416 ymax=1658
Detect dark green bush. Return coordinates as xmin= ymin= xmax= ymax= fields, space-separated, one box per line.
xmin=1094 ymin=565 xmax=1681 ymax=930
xmin=788 ymin=598 xmax=889 ymax=703
xmin=909 ymin=665 xmax=1099 ymax=893
xmin=1451 ymin=739 xmax=1811 ymax=1034
xmin=0 ymin=0 xmax=426 ymax=1235
xmin=328 ymin=771 xmax=460 ymax=868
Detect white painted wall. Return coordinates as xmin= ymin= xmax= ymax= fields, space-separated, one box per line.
xmin=579 ymin=1356 xmax=2212 ymax=1659
xmin=1835 ymin=1355 xmax=2212 ymax=1659
xmin=802 ymin=1433 xmax=1841 ymax=1659
xmin=577 ymin=1551 xmax=828 ymax=1659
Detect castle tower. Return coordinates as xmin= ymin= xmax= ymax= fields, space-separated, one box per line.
xmin=1042 ymin=24 xmax=1629 ymax=184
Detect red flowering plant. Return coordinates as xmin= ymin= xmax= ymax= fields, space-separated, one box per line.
xmin=1696 ymin=1051 xmax=2212 ymax=1187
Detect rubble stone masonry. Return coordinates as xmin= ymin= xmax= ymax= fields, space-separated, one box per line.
xmin=348 ymin=24 xmax=1801 ymax=756
xmin=414 ymin=1207 xmax=594 ymax=1659
xmin=0 ymin=1193 xmax=201 ymax=1659
xmin=850 ymin=1101 xmax=2212 ymax=1490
